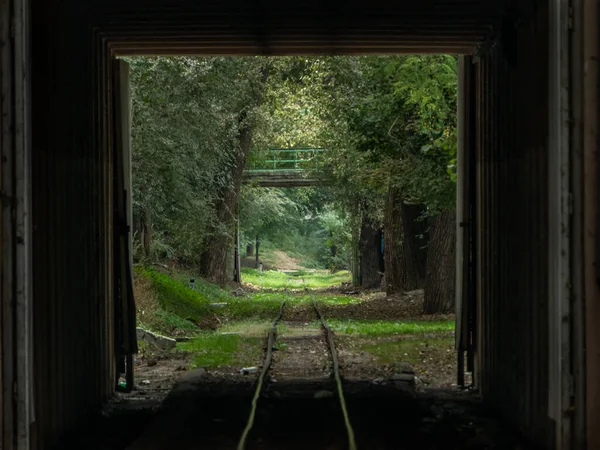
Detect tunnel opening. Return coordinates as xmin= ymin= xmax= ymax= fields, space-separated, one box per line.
xmin=92 ymin=54 xmax=482 ymax=449
xmin=1 ymin=0 xmax=598 ymax=449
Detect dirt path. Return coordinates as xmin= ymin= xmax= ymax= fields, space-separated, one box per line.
xmin=272 ymin=250 xmax=300 ymax=270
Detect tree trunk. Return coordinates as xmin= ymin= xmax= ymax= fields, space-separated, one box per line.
xmin=255 ymin=236 xmax=260 ymax=269
xmin=424 ymin=208 xmax=456 ymax=314
xmin=359 ymin=214 xmax=381 ymax=289
xmin=140 ymin=209 xmax=152 ymax=257
xmin=246 ymin=243 xmax=254 ymax=257
xmin=401 ymin=203 xmax=428 ymax=286
xmin=199 ymin=66 xmax=270 ymax=286
xmin=351 ymin=227 xmax=360 ymax=287
xmin=377 ymin=228 xmax=385 ymax=273
xmin=330 ymin=231 xmax=337 ymax=258
xmin=384 ymin=187 xmax=423 ymax=294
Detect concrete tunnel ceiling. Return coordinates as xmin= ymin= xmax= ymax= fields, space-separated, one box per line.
xmin=87 ymin=0 xmax=517 ymax=55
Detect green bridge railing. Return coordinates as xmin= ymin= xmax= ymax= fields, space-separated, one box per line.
xmin=245 ymin=148 xmax=324 ymax=173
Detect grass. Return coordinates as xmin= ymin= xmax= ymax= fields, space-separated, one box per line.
xmin=241 ymin=268 xmax=350 ymax=289
xmin=135 ymin=267 xmax=366 ymax=331
xmin=218 ymin=319 xmax=272 ymax=337
xmin=135 ymin=265 xmax=450 ymax=339
xmin=177 ymin=333 xmax=265 ymax=368
xmin=249 ymin=291 xmax=360 ymax=305
xmin=137 ymin=267 xmax=211 ymax=317
xmin=134 ymin=269 xmax=204 ymax=335
xmin=360 ymin=337 xmax=454 ymax=365
xmin=325 ymin=319 xmax=455 ymax=336
xmin=134 ymin=265 xmax=457 ymax=378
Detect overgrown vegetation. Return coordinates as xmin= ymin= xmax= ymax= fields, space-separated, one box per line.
xmin=325 ymin=319 xmax=454 ymax=336
xmin=135 ymin=267 xmax=356 ymax=336
xmin=241 ymin=268 xmax=350 ymax=289
xmin=135 ymin=267 xmax=456 ymax=383
xmin=178 ymin=334 xmax=265 ymax=368
xmin=129 ymin=55 xmax=457 ymax=314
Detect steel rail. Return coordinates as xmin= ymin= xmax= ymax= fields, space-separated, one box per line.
xmin=237 ymin=282 xmax=357 ymax=450
xmin=236 ymin=299 xmax=286 ymax=450
xmin=313 ymin=298 xmax=358 ymax=450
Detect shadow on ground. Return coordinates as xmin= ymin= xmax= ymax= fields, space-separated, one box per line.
xmin=57 ymin=370 xmax=531 ymax=450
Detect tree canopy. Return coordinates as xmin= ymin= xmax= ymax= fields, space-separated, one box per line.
xmin=128 ymin=54 xmax=458 ymax=312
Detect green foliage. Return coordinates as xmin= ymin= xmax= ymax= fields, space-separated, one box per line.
xmin=239 ymin=187 xmax=298 ymax=243
xmin=129 ymin=54 xmax=457 ymax=280
xmin=241 ymin=187 xmax=352 ymax=271
xmin=319 ymin=55 xmax=458 ymax=215
xmin=128 ymin=56 xmax=274 ymax=265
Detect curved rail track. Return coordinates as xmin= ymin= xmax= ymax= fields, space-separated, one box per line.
xmin=237 ymin=284 xmax=357 ymax=450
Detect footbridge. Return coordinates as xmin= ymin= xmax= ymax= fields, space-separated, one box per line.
xmin=243 ymin=148 xmax=329 ymax=187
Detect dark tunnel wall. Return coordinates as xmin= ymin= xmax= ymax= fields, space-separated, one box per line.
xmin=25 ymin=1 xmax=493 ymax=448
xmin=18 ymin=0 xmax=588 ymax=449
xmin=470 ymin=2 xmax=553 ymax=447
xmin=31 ymin=0 xmax=116 ymax=447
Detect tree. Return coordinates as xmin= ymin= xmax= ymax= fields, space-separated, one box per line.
xmin=199 ymin=62 xmax=271 ymax=285
xmin=424 ymin=208 xmax=456 ymax=313
xmin=359 ymin=213 xmax=381 ymax=288
xmin=316 ymin=55 xmax=457 ymax=310
xmin=389 ymin=55 xmax=457 ymax=312
xmin=384 ymin=187 xmax=420 ymax=294
xmin=128 ymin=55 xmax=458 ymax=308
xmin=129 ymin=57 xmax=239 ymax=264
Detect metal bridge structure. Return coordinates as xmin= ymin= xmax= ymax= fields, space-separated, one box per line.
xmin=243 ymin=148 xmax=329 ymax=187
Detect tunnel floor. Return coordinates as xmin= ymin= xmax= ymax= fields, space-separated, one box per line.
xmin=57 ymin=370 xmax=531 ymax=450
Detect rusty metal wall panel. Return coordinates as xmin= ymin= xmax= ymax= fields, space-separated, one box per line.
xmin=473 ymin=2 xmax=554 ymax=447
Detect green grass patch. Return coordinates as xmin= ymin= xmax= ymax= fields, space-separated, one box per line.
xmin=178 ymin=333 xmax=264 ymax=368
xmin=325 ymin=319 xmax=455 ymax=336
xmin=150 ymin=309 xmax=199 ymax=332
xmin=137 ymin=267 xmax=211 ymax=320
xmin=361 ymin=337 xmax=454 ymax=365
xmin=248 ymin=291 xmax=358 ymax=305
xmin=180 ymin=275 xmax=232 ymax=303
xmin=224 ymin=294 xmax=285 ymax=320
xmin=219 ymin=319 xmax=271 ymax=337
xmin=241 ymin=268 xmax=350 ymax=289
xmin=135 ymin=267 xmax=364 ymax=336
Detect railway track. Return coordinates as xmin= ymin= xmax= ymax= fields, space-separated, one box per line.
xmin=237 ymin=286 xmax=357 ymax=450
